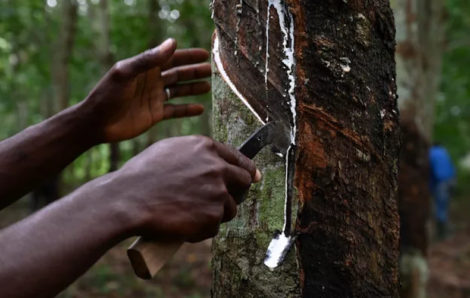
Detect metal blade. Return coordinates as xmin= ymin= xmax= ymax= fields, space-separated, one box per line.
xmin=237 ymin=121 xmax=290 ymax=159
xmin=237 ymin=122 xmax=275 ymax=158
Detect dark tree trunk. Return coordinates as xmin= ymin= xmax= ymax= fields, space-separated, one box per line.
xmin=31 ymin=0 xmax=78 ymax=209
xmin=144 ymin=0 xmax=163 ymax=148
xmin=393 ymin=0 xmax=445 ymax=297
xmin=211 ymin=1 xmax=400 ymax=297
xmin=93 ymin=0 xmax=121 ymax=172
xmin=53 ymin=0 xmax=78 ymax=112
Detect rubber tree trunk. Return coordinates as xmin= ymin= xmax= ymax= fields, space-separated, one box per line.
xmin=211 ymin=1 xmax=400 ymax=297
xmin=392 ymin=0 xmax=445 ymax=297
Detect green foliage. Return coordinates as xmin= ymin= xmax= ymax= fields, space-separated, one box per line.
xmin=0 ymin=0 xmax=213 ymax=188
xmin=435 ymin=0 xmax=470 ymax=167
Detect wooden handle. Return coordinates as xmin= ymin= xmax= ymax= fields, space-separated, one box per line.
xmin=127 ymin=237 xmax=183 ymax=279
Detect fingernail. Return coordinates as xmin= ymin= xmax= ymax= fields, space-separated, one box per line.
xmin=162 ymin=38 xmax=175 ymax=48
xmin=254 ymin=169 xmax=262 ymax=183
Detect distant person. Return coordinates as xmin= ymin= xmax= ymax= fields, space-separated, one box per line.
xmin=429 ymin=143 xmax=456 ymax=239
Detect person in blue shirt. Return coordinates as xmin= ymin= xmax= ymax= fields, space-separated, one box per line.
xmin=429 ymin=143 xmax=456 ymax=239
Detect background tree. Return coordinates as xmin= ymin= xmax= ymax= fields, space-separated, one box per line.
xmin=0 ymin=0 xmax=469 ymax=296
xmin=392 ymin=0 xmax=445 ymax=297
xmin=211 ymin=1 xmax=400 ymax=296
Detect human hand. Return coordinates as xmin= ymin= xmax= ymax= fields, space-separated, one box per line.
xmin=84 ymin=38 xmax=211 ymax=143
xmin=109 ymin=136 xmax=261 ymax=243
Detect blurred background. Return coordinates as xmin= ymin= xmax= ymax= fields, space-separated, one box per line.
xmin=0 ymin=0 xmax=214 ymax=297
xmin=0 ymin=0 xmax=468 ymax=297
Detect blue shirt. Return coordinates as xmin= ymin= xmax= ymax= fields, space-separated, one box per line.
xmin=429 ymin=146 xmax=456 ymax=185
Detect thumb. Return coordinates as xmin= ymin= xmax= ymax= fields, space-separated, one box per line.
xmin=115 ymin=38 xmax=177 ymax=77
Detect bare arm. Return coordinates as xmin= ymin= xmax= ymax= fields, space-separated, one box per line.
xmin=0 ymin=136 xmax=259 ymax=298
xmin=0 ymin=103 xmax=97 ymax=208
xmin=0 ymin=38 xmax=210 ymax=209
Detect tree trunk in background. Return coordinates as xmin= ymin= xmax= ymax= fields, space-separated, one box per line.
xmin=211 ymin=1 xmax=400 ymax=297
xmin=144 ymin=0 xmax=164 ymax=148
xmin=94 ymin=0 xmax=120 ymax=172
xmin=53 ymin=0 xmax=78 ymax=112
xmin=392 ymin=0 xmax=445 ymax=297
xmin=31 ymin=0 xmax=78 ymax=209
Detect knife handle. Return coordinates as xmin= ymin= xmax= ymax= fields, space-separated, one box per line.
xmin=127 ymin=237 xmax=183 ymax=280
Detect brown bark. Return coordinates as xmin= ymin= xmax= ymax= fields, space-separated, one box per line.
xmin=393 ymin=1 xmax=445 ymax=296
xmin=211 ymin=1 xmax=400 ymax=297
xmin=93 ymin=0 xmax=121 ymax=172
xmin=53 ymin=0 xmax=78 ymax=112
xmin=31 ymin=0 xmax=78 ymax=207
xmin=143 ymin=0 xmax=163 ymax=148
xmin=394 ymin=0 xmax=445 ymax=254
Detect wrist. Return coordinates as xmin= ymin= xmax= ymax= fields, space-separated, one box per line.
xmin=68 ymin=100 xmax=103 ymax=146
xmin=80 ymin=172 xmax=145 ymax=242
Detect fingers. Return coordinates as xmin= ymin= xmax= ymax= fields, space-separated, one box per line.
xmin=222 ymin=194 xmax=238 ymax=222
xmin=223 ymin=164 xmax=253 ymax=204
xmin=113 ymin=38 xmax=177 ymax=78
xmin=162 ymin=63 xmax=211 ymax=86
xmin=166 ymin=81 xmax=211 ymax=99
xmin=161 ymin=48 xmax=210 ymax=71
xmin=162 ymin=103 xmax=204 ymax=120
xmin=213 ymin=142 xmax=258 ymax=181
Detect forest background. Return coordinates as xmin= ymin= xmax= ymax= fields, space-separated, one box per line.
xmin=0 ymin=0 xmax=469 ymax=297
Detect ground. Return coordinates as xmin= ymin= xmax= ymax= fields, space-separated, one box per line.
xmin=0 ymin=197 xmax=212 ymax=298
xmin=428 ymin=194 xmax=470 ymax=298
xmin=1 ymin=194 xmax=470 ymax=297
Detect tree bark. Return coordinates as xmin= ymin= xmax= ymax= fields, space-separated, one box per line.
xmin=31 ymin=0 xmax=78 ymax=209
xmin=211 ymin=1 xmax=400 ymax=297
xmin=393 ymin=0 xmax=445 ymax=297
xmin=144 ymin=0 xmax=164 ymax=148
xmin=52 ymin=0 xmax=78 ymax=112
xmin=93 ymin=0 xmax=121 ymax=172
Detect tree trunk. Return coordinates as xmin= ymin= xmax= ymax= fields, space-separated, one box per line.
xmin=211 ymin=1 xmax=400 ymax=297
xmin=31 ymin=0 xmax=78 ymax=209
xmin=144 ymin=0 xmax=164 ymax=148
xmin=393 ymin=0 xmax=445 ymax=297
xmin=52 ymin=0 xmax=78 ymax=112
xmin=93 ymin=0 xmax=120 ymax=172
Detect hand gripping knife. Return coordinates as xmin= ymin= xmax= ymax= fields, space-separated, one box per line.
xmin=127 ymin=121 xmax=290 ymax=279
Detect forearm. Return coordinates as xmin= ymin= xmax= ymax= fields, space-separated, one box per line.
xmin=0 ymin=101 xmax=99 ymax=208
xmin=0 ymin=173 xmax=135 ymax=298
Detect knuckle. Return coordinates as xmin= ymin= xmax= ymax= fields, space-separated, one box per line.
xmin=214 ymin=183 xmax=229 ymax=198
xmin=111 ymin=62 xmax=127 ymax=78
xmin=204 ymin=164 xmax=223 ymax=179
xmin=200 ymin=136 xmax=215 ymax=149
xmin=191 ymin=135 xmax=214 ymax=149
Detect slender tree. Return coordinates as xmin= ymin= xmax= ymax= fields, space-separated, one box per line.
xmin=144 ymin=0 xmax=164 ymax=148
xmin=93 ymin=0 xmax=121 ymax=172
xmin=52 ymin=0 xmax=78 ymax=112
xmin=32 ymin=0 xmax=78 ymax=209
xmin=211 ymin=1 xmax=400 ymax=296
xmin=393 ymin=0 xmax=445 ymax=297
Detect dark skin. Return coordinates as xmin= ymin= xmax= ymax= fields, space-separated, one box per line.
xmin=0 ymin=39 xmax=260 ymax=298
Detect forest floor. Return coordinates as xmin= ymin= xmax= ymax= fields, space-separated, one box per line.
xmin=428 ymin=195 xmax=470 ymax=298
xmin=2 ymin=194 xmax=470 ymax=297
xmin=0 ymin=196 xmax=212 ymax=298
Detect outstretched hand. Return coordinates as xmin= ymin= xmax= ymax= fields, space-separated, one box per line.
xmin=84 ymin=38 xmax=211 ymax=143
